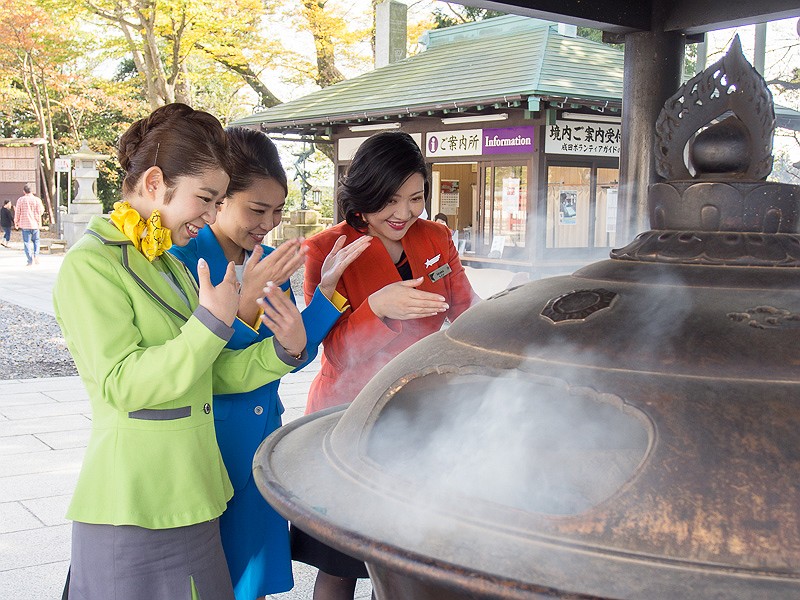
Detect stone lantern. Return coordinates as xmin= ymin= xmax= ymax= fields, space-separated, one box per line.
xmin=61 ymin=140 xmax=109 ymax=247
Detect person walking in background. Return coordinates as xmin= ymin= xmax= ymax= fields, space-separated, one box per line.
xmin=170 ymin=126 xmax=370 ymax=600
xmin=0 ymin=199 xmax=12 ymax=247
xmin=53 ymin=103 xmax=309 ymax=600
xmin=293 ymin=130 xmax=480 ymax=600
xmin=14 ymin=184 xmax=44 ymax=265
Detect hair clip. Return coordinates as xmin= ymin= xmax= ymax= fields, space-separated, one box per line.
xmin=153 ymin=142 xmax=160 ymax=166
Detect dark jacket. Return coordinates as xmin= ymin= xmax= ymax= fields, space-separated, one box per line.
xmin=0 ymin=206 xmax=12 ymax=228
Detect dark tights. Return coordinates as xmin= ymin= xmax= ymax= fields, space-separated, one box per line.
xmin=313 ymin=571 xmax=357 ymax=600
xmin=312 ymin=571 xmax=376 ymax=600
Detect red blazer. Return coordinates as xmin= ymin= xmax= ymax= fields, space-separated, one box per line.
xmin=303 ymin=219 xmax=479 ymax=413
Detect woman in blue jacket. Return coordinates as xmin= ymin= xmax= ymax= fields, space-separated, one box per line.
xmin=170 ymin=127 xmax=370 ymax=600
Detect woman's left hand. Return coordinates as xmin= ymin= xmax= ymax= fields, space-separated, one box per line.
xmin=257 ymin=282 xmax=306 ymax=359
xmin=317 ymin=235 xmax=372 ymax=300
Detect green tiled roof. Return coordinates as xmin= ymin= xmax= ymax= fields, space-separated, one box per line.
xmin=232 ymin=17 xmax=624 ymax=130
xmin=539 ymin=35 xmax=624 ymax=101
xmin=232 ymin=15 xmax=800 ymax=133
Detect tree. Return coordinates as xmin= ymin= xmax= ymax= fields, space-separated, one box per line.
xmin=82 ymin=0 xmax=286 ymax=111
xmin=0 ymin=0 xmax=87 ymax=222
xmin=266 ymin=0 xmax=371 ymax=163
xmin=83 ymin=0 xmax=197 ymax=108
xmin=431 ymin=3 xmax=504 ymax=29
xmin=300 ymin=0 xmax=346 ymax=88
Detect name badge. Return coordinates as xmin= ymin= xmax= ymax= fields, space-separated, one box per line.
xmin=428 ymin=263 xmax=452 ymax=283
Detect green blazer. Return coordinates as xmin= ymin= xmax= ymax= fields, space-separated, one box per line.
xmin=53 ymin=216 xmax=301 ymax=529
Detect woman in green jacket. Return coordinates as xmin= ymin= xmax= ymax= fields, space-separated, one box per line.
xmin=53 ymin=103 xmax=307 ymax=600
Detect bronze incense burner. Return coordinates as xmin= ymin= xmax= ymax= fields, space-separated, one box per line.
xmin=254 ymin=38 xmax=800 ymax=599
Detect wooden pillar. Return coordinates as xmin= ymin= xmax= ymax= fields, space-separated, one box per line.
xmin=617 ymin=29 xmax=685 ymax=242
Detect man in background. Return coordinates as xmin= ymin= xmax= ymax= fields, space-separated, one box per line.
xmin=14 ymin=184 xmax=44 ymax=266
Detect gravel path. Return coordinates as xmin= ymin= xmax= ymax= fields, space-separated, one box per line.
xmin=0 ymin=265 xmax=306 ymax=382
xmin=0 ymin=301 xmax=78 ymax=380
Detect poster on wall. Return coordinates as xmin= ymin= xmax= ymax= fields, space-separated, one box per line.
xmin=545 ymin=120 xmax=621 ymax=157
xmin=440 ymin=180 xmax=460 ymax=214
xmin=559 ymin=191 xmax=577 ymax=225
xmin=502 ymin=178 xmax=520 ymax=213
xmin=605 ymin=188 xmax=618 ymax=233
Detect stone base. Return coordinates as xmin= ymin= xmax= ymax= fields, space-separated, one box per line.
xmin=62 ymin=212 xmax=100 ymax=247
xmin=283 ymin=223 xmax=324 ymax=240
xmin=290 ymin=209 xmax=319 ymax=225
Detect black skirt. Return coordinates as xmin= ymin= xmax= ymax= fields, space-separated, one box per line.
xmin=290 ymin=524 xmax=369 ymax=579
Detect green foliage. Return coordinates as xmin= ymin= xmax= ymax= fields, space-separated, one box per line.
xmin=431 ymin=6 xmax=504 ymax=29
xmin=431 ymin=5 xmax=505 ymax=29
xmin=576 ymin=27 xmax=623 ymax=50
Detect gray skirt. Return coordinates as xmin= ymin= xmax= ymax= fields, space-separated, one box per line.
xmin=68 ymin=520 xmax=234 ymax=600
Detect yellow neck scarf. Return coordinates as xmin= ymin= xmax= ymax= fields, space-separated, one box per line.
xmin=109 ymin=201 xmax=172 ymax=262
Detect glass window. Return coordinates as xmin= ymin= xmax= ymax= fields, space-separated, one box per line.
xmin=546 ymin=165 xmax=591 ymax=248
xmin=480 ymin=163 xmax=528 ymax=260
xmin=546 ymin=164 xmax=619 ymax=249
xmin=594 ymin=168 xmax=619 ymax=248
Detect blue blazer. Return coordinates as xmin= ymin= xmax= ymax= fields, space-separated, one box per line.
xmin=170 ymin=228 xmax=341 ymax=490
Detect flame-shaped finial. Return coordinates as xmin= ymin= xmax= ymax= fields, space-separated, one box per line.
xmin=654 ymin=35 xmax=775 ymax=181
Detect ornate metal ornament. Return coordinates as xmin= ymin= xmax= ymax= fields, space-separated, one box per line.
xmin=540 ymin=288 xmax=617 ymax=323
xmin=728 ymin=306 xmax=800 ymax=329
xmin=613 ymin=35 xmax=800 ymax=267
xmin=654 ymin=35 xmax=774 ymax=181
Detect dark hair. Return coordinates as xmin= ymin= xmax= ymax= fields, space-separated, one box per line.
xmin=434 ymin=212 xmax=449 ymax=226
xmin=338 ymin=131 xmax=429 ymax=231
xmin=118 ymin=103 xmax=231 ymax=200
xmin=224 ymin=127 xmax=288 ymax=197
xmin=23 ymin=184 xmax=31 ymax=194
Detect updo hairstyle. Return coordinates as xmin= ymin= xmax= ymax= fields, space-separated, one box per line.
xmin=338 ymin=131 xmax=429 ymax=232
xmin=225 ymin=127 xmax=288 ymax=198
xmin=118 ymin=103 xmax=231 ymax=201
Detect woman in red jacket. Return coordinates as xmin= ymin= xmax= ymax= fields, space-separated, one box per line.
xmin=295 ymin=130 xmax=479 ymax=599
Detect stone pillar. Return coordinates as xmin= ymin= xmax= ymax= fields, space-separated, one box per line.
xmin=617 ymin=30 xmax=685 ymax=243
xmin=61 ymin=141 xmax=109 ymax=247
xmin=375 ymin=0 xmax=407 ymax=68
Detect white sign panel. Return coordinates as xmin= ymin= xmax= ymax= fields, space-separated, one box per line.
xmin=54 ymin=158 xmax=71 ymax=173
xmin=338 ymin=133 xmax=423 ymax=161
xmin=488 ymin=235 xmax=506 ymax=258
xmin=545 ymin=120 xmax=621 ymax=157
xmin=605 ymin=188 xmax=618 ymax=233
xmin=425 ymin=129 xmax=482 ymax=157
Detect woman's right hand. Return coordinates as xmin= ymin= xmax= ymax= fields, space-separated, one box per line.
xmin=368 ymin=278 xmax=449 ymax=320
xmin=238 ymin=240 xmax=305 ymax=326
xmin=197 ymin=258 xmax=239 ymax=326
xmin=317 ymin=235 xmax=372 ymax=300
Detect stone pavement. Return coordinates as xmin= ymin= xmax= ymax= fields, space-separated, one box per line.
xmin=0 ymin=238 xmax=515 ymax=599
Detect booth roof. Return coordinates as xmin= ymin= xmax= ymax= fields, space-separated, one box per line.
xmin=231 ymin=17 xmax=624 ymax=134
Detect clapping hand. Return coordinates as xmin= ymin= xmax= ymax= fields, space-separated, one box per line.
xmin=197 ymin=258 xmax=239 ymax=326
xmin=367 ymin=278 xmax=449 ymax=321
xmin=317 ymin=235 xmax=372 ymax=300
xmin=257 ymin=282 xmax=306 ymax=358
xmin=239 ymin=239 xmax=305 ymax=326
